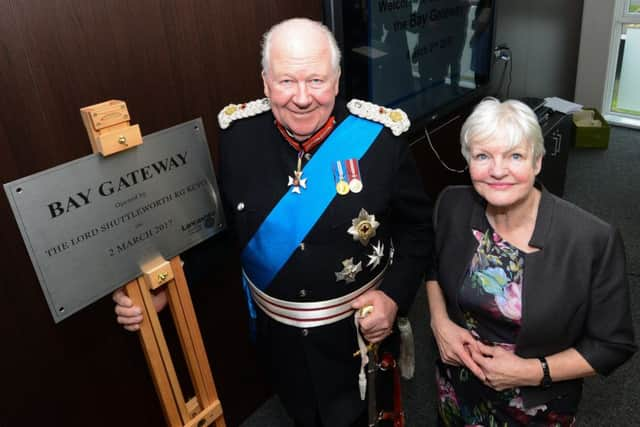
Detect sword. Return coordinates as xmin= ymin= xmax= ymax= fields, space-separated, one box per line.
xmin=356 ymin=305 xmax=379 ymax=427
xmin=367 ymin=343 xmax=379 ymax=427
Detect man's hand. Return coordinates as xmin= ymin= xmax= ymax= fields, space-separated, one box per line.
xmin=430 ymin=315 xmax=485 ymax=381
xmin=352 ymin=289 xmax=398 ymax=343
xmin=112 ymin=287 xmax=168 ymax=331
xmin=470 ymin=341 xmax=541 ymax=390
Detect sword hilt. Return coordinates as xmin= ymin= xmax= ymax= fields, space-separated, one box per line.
xmin=353 ymin=342 xmax=378 ymax=358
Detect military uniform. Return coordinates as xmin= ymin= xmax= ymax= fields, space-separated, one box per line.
xmin=217 ymin=98 xmax=433 ymax=426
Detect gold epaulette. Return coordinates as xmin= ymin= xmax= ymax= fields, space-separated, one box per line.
xmin=346 ymin=99 xmax=410 ymax=136
xmin=217 ymin=98 xmax=271 ymax=129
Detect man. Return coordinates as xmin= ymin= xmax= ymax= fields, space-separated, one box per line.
xmin=114 ymin=18 xmax=433 ymax=427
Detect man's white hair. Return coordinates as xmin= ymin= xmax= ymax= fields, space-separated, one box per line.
xmin=460 ymin=97 xmax=545 ymax=164
xmin=261 ymin=18 xmax=341 ymax=75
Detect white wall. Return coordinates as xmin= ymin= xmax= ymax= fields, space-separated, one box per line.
xmin=492 ymin=0 xmax=584 ymax=100
xmin=574 ymin=0 xmax=616 ymax=109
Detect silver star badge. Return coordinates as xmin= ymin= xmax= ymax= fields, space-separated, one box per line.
xmin=366 ymin=240 xmax=385 ymax=270
xmin=287 ymin=170 xmax=307 ymax=194
xmin=347 ymin=208 xmax=380 ymax=246
xmin=335 ymin=258 xmax=363 ymax=283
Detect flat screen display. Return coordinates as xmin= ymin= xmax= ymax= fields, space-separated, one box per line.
xmin=325 ymin=0 xmax=495 ymax=125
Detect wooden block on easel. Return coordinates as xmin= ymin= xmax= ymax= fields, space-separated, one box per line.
xmin=80 ymin=100 xmax=143 ymax=156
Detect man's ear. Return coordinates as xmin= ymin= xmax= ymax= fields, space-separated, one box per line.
xmin=333 ymin=68 xmax=341 ymax=96
xmin=262 ymin=71 xmax=270 ymax=98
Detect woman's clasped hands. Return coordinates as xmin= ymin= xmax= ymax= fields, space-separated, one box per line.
xmin=431 ymin=316 xmax=541 ymax=391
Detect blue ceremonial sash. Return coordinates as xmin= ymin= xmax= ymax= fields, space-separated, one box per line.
xmin=241 ymin=115 xmax=383 ymax=291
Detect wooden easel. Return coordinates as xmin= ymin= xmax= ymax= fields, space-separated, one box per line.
xmin=80 ymin=100 xmax=226 ymax=427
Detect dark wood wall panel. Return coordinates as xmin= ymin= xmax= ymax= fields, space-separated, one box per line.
xmin=0 ymin=1 xmax=321 ymax=426
xmin=0 ymin=2 xmax=57 ymax=178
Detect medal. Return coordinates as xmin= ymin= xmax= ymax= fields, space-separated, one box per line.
xmin=346 ymin=158 xmax=363 ymax=193
xmin=335 ymin=258 xmax=363 ymax=283
xmin=347 ymin=208 xmax=380 ymax=246
xmin=366 ymin=240 xmax=384 ymax=270
xmin=337 ymin=180 xmax=350 ymax=195
xmin=287 ymin=152 xmax=307 ymax=194
xmin=334 ymin=160 xmax=350 ymax=195
xmin=349 ymin=179 xmax=363 ymax=193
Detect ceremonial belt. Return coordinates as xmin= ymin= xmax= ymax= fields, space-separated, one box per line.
xmin=240 ymin=115 xmax=383 ymax=291
xmin=244 ymin=259 xmax=389 ymax=328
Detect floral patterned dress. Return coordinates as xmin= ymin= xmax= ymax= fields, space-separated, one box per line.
xmin=436 ymin=228 xmax=576 ymax=427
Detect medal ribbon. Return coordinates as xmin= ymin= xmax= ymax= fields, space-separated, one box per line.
xmin=241 ymin=115 xmax=383 ymax=290
xmin=346 ymin=159 xmax=360 ymax=181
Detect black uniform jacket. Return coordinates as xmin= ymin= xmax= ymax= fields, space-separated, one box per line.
xmin=430 ymin=185 xmax=636 ymax=409
xmin=217 ymin=99 xmax=434 ymax=426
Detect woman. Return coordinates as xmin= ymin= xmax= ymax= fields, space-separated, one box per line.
xmin=426 ymin=98 xmax=636 ymax=426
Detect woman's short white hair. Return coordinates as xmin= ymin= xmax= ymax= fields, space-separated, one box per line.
xmin=261 ymin=18 xmax=341 ymax=75
xmin=460 ymin=97 xmax=545 ymax=164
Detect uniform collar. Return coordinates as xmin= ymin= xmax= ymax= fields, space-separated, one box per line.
xmin=275 ymin=116 xmax=336 ymax=154
xmin=274 ymin=98 xmax=347 ymax=154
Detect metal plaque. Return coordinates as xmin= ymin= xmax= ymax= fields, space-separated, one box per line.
xmin=4 ymin=118 xmax=225 ymax=322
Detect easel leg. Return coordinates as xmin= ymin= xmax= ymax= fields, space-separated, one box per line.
xmin=125 ymin=260 xmax=226 ymax=427
xmin=126 ymin=279 xmax=190 ymax=426
xmin=166 ymin=256 xmax=225 ymax=426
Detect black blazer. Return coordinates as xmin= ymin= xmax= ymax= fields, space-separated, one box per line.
xmin=430 ymin=185 xmax=636 ymax=408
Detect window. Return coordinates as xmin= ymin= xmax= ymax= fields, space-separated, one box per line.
xmin=610 ymin=24 xmax=640 ymax=116
xmin=603 ymin=0 xmax=640 ymax=127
